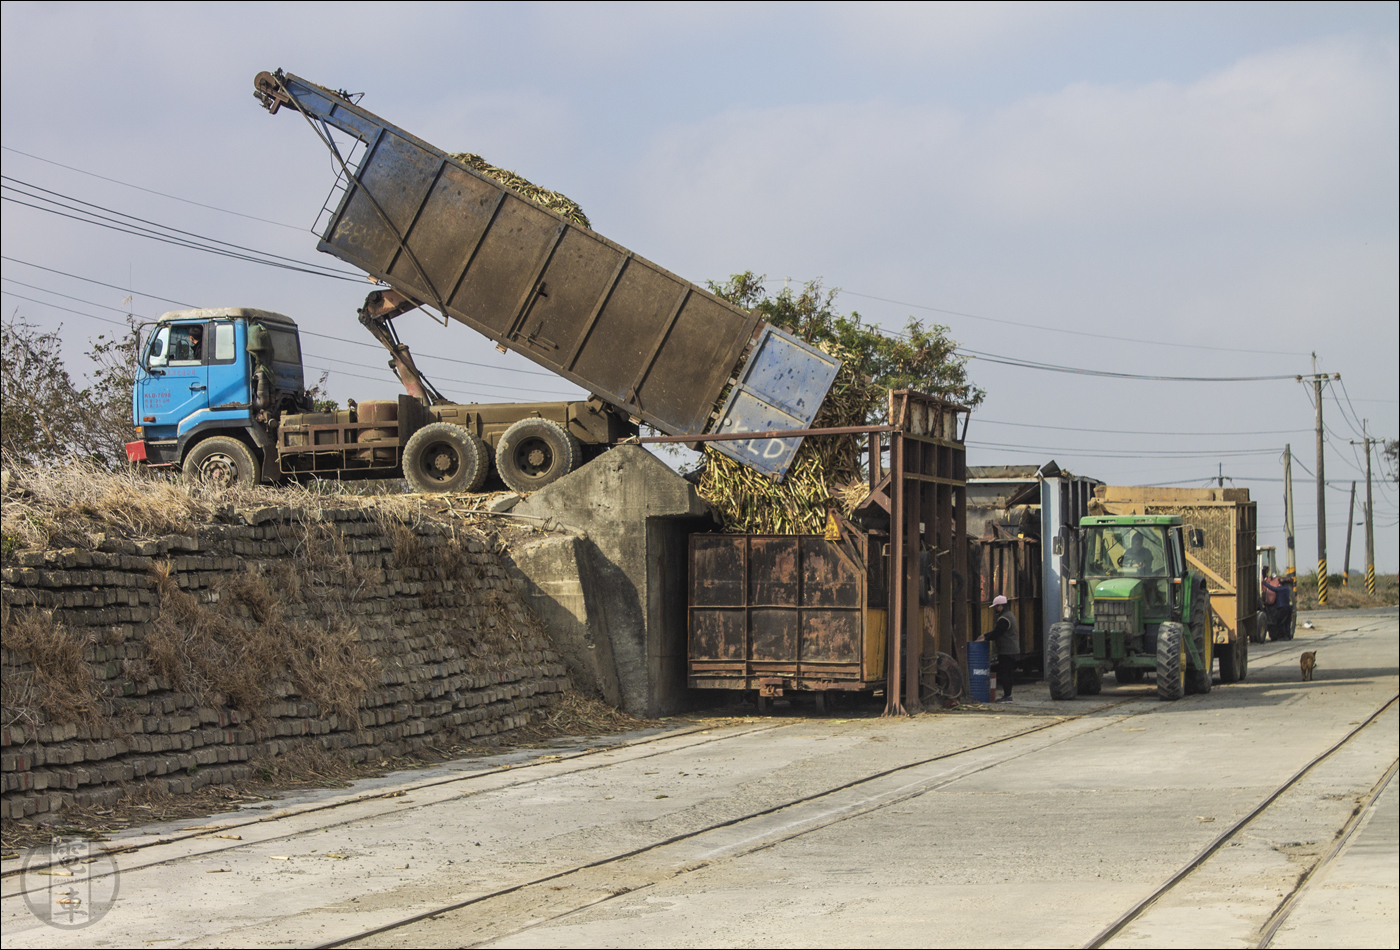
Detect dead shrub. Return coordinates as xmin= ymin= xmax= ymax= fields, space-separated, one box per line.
xmin=0 ymin=604 xmax=103 ymax=724
xmin=145 ymin=563 xmax=377 ymax=724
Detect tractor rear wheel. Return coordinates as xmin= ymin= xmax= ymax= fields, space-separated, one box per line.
xmin=1156 ymin=621 xmax=1187 ymax=701
xmin=1047 ymin=622 xmax=1077 ymax=700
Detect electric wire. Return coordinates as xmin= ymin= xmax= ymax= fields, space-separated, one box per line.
xmin=1 ymin=177 xmax=354 ymax=276
xmin=782 ymin=283 xmax=1309 ymax=357
xmin=959 ymin=347 xmax=1299 ymax=382
xmin=0 ymin=145 xmax=304 ymax=230
xmin=1 ymin=180 xmax=366 ymax=283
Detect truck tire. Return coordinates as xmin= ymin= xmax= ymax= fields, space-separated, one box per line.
xmin=1115 ymin=667 xmax=1144 ymax=686
xmin=1219 ymin=628 xmax=1248 ymax=683
xmin=1046 ymin=622 xmax=1077 ymax=700
xmin=182 ymin=437 xmax=258 ymax=489
xmin=403 ymin=423 xmax=488 ymax=494
xmin=1188 ymin=581 xmax=1212 ymax=694
xmin=496 ymin=418 xmax=581 ymax=494
xmin=1156 ymin=621 xmax=1186 ymax=701
xmin=1250 ymin=613 xmax=1268 ymax=644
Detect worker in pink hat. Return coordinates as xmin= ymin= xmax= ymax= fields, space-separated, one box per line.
xmin=978 ymin=595 xmax=1019 ymax=703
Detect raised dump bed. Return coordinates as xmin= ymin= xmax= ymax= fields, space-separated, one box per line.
xmin=255 ymin=70 xmax=840 ymax=479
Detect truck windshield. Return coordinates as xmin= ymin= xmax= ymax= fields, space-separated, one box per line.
xmin=1085 ymin=526 xmax=1168 ymax=578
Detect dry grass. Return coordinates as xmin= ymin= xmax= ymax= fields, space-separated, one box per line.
xmin=145 ymin=561 xmax=376 ymax=727
xmin=0 ymin=605 xmax=103 ymax=725
xmin=520 ymin=690 xmax=661 ymax=739
xmin=1295 ymin=573 xmax=1398 ymax=610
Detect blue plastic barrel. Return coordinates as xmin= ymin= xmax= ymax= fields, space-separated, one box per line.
xmin=967 ymin=641 xmax=991 ymax=703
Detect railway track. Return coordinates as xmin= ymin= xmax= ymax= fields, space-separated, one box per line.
xmin=1084 ymin=693 xmax=1398 ymax=949
xmin=3 ymin=620 xmax=1390 ymax=949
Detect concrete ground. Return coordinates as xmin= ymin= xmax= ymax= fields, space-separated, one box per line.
xmin=2 ymin=608 xmax=1394 ymax=949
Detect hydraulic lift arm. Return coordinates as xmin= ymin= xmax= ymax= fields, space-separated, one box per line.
xmin=357 ymin=289 xmax=449 ymax=406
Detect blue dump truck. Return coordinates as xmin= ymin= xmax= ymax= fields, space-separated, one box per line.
xmin=125 ymin=71 xmax=841 ymax=492
xmin=125 ymin=305 xmax=634 ymax=493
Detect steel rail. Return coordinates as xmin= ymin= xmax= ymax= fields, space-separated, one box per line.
xmin=313 ymin=700 xmax=1151 ymax=949
xmin=1082 ymin=692 xmax=1399 ymax=950
xmin=1 ymin=720 xmax=791 ymax=885
xmin=1255 ymin=755 xmax=1399 ymax=948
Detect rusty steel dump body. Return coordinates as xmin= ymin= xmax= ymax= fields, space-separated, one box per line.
xmin=255 ymin=70 xmax=839 ymax=478
xmin=689 ymin=532 xmax=888 ymax=694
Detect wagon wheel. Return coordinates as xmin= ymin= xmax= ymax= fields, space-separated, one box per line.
xmin=920 ymin=651 xmax=964 ymax=704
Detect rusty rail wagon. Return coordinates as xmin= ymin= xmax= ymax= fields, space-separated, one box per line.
xmin=682 ymin=391 xmax=974 ymax=713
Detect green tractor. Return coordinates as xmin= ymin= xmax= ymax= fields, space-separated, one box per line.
xmin=1048 ymin=515 xmax=1212 ymax=702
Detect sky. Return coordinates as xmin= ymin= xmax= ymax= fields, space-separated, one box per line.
xmin=2 ymin=1 xmax=1396 ymax=571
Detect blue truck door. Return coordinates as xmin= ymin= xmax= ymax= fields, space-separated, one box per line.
xmin=138 ymin=322 xmax=209 ymax=426
xmin=205 ymin=320 xmax=247 ymax=408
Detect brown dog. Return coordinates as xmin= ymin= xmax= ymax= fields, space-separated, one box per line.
xmin=1300 ymin=651 xmax=1317 ymax=681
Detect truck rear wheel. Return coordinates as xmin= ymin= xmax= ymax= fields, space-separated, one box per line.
xmin=496 ymin=418 xmax=581 ymax=494
xmin=1047 ymin=622 xmax=1077 ymax=700
xmin=1218 ymin=629 xmax=1247 ymax=683
xmin=403 ymin=423 xmax=488 ymax=494
xmin=1156 ymin=621 xmax=1186 ymax=701
xmin=182 ymin=437 xmax=258 ymax=489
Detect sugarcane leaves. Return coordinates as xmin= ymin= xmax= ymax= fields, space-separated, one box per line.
xmin=695 ymin=274 xmax=983 ymax=534
xmin=707 ymin=272 xmax=984 ymax=417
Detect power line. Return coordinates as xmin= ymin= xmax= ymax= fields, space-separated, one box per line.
xmin=973 ymin=417 xmax=1309 ymax=438
xmin=1 ymin=290 xmax=133 ymax=328
xmin=1 ymin=180 xmax=366 ymax=283
xmin=2 ymin=256 xmax=198 ymax=307
xmin=819 ymin=286 xmax=1309 ymax=357
xmin=2 ymin=176 xmax=363 ymax=279
xmin=0 ymin=145 xmax=305 ymax=230
xmin=959 ymin=347 xmax=1299 ymax=382
xmin=965 ymin=439 xmax=1281 ymax=459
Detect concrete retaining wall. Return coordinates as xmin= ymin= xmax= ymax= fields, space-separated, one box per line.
xmin=0 ymin=505 xmax=567 ymax=820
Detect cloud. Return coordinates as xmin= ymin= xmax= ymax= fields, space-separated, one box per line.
xmin=626 ymin=36 xmax=1397 ymax=254
xmin=819 ymin=0 xmax=1074 ymax=61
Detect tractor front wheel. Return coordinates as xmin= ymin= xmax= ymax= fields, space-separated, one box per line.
xmin=1188 ymin=582 xmax=1212 ymax=694
xmin=1156 ymin=622 xmax=1187 ymax=701
xmin=1047 ymin=622 xmax=1077 ymax=700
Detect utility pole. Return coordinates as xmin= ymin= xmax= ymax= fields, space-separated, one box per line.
xmin=1298 ymin=358 xmax=1340 ymax=604
xmin=1342 ymin=481 xmax=1356 ymax=585
xmin=1217 ymin=463 xmax=1225 ymax=488
xmin=1283 ymin=444 xmax=1296 ymax=575
xmin=1351 ymin=422 xmax=1378 ymax=597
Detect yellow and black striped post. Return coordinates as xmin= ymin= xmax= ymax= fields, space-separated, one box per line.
xmin=1317 ymin=559 xmax=1328 ymax=605
xmin=1366 ymin=563 xmax=1376 ymax=597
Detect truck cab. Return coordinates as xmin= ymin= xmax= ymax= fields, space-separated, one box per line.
xmin=127 ymin=308 xmax=305 ymax=476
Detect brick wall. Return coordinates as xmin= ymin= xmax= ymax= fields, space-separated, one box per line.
xmin=1 ymin=505 xmax=567 ymax=820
